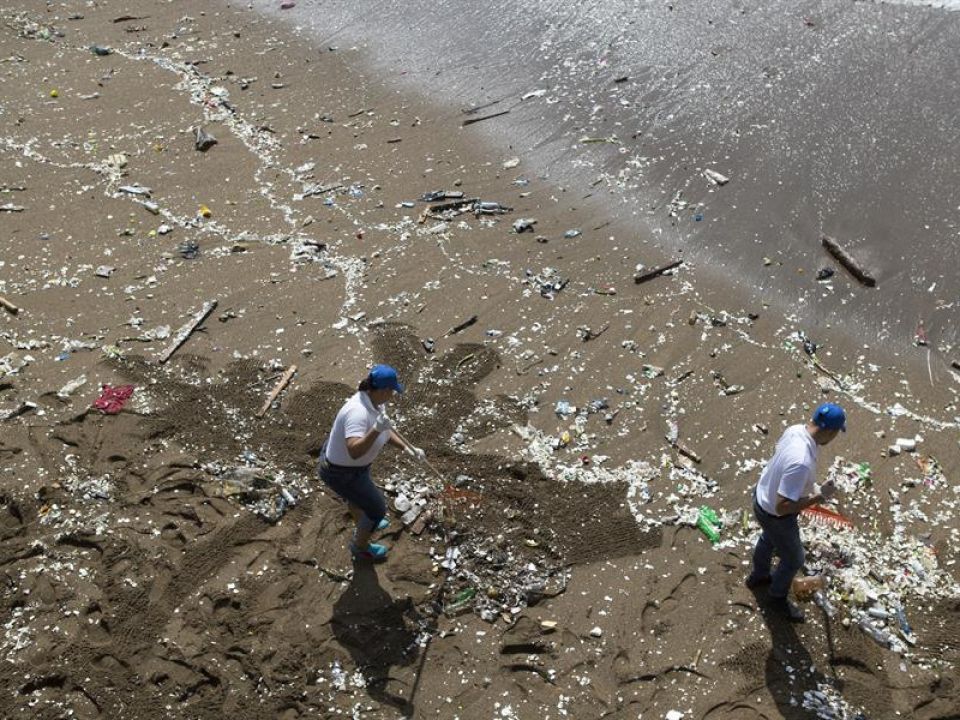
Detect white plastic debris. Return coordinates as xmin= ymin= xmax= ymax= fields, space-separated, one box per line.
xmin=702 ymin=168 xmax=730 ymax=186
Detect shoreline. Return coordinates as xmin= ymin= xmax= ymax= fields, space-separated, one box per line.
xmin=256 ymin=0 xmax=960 ymax=353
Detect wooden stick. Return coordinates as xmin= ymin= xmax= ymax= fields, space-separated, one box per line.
xmin=580 ymin=323 xmax=609 ymax=342
xmin=0 ymin=295 xmax=21 ymax=315
xmin=158 ymin=299 xmax=217 ymax=364
xmin=821 ymin=236 xmax=877 ymax=287
xmin=634 ymin=260 xmax=683 ymax=284
xmin=256 ymin=364 xmax=297 ymax=418
xmin=462 ymin=110 xmax=510 ymax=127
xmin=444 ymin=314 xmax=478 ymax=337
xmin=2 ymin=401 xmax=36 ymax=421
xmin=676 ymin=442 xmax=702 ymax=464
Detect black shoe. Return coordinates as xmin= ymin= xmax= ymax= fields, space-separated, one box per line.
xmin=745 ymin=574 xmax=771 ymax=590
xmin=768 ymin=595 xmax=805 ymax=623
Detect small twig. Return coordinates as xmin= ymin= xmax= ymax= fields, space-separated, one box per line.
xmin=0 ymin=295 xmax=21 ymax=315
xmin=302 ymin=183 xmax=344 ymax=199
xmin=462 ymin=98 xmax=504 ymax=115
xmin=444 ymin=315 xmax=478 ymax=337
xmin=516 ymin=356 xmax=542 ymax=376
xmin=634 ymin=260 xmax=683 ymax=284
xmin=316 ymin=565 xmax=352 ymax=583
xmin=811 ymin=358 xmax=848 ymax=391
xmin=462 ymin=110 xmax=510 ymax=127
xmin=676 ymin=442 xmax=702 ymax=464
xmin=580 ymin=323 xmax=609 ymax=342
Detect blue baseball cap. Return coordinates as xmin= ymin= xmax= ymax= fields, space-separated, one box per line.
xmin=368 ymin=364 xmax=404 ymax=393
xmin=812 ymin=402 xmax=846 ymax=431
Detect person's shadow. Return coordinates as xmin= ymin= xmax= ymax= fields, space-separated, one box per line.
xmin=751 ymin=589 xmax=834 ymax=719
xmin=331 ymin=562 xmax=423 ymax=716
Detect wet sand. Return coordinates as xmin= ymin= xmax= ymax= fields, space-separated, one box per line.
xmin=1 ymin=2 xmax=959 ymax=719
xmin=258 ymin=0 xmax=960 ymax=350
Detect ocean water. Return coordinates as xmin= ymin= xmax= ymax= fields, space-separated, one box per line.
xmin=884 ymin=0 xmax=960 ymax=8
xmin=258 ymin=0 xmax=960 ymax=348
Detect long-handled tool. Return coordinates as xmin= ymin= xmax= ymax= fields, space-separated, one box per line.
xmin=389 ymin=423 xmax=446 ymax=486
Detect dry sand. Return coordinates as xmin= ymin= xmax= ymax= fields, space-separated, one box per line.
xmin=1 ymin=2 xmax=959 ymax=719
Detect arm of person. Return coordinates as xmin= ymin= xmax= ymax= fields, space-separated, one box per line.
xmin=774 ymin=491 xmax=827 ymax=516
xmin=774 ymin=464 xmax=838 ymax=515
xmin=386 ymin=431 xmax=407 ymax=451
xmin=345 ymin=428 xmax=382 ymax=459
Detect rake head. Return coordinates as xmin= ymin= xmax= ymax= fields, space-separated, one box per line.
xmin=801 ymin=504 xmax=854 ymax=530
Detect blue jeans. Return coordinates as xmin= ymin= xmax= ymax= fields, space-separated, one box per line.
xmin=750 ymin=494 xmax=804 ymax=598
xmin=318 ymin=455 xmax=386 ymax=532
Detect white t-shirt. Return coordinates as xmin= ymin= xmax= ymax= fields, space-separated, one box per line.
xmin=755 ymin=424 xmax=818 ymax=515
xmin=325 ymin=392 xmax=389 ymax=467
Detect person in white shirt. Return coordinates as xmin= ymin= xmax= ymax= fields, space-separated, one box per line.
xmin=319 ymin=364 xmax=425 ymax=561
xmin=746 ymin=403 xmax=846 ymax=622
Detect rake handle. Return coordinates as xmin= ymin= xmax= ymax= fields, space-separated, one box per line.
xmin=390 ymin=425 xmax=447 ymax=485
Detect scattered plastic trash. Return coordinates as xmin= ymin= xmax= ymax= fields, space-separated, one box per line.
xmin=56 ymin=375 xmax=87 ymax=399
xmin=420 ymin=190 xmax=463 ymax=202
xmin=702 ymin=168 xmax=730 ymax=186
xmin=194 ymin=127 xmax=218 ymax=151
xmin=178 ymin=240 xmax=200 ymax=259
xmin=93 ymin=384 xmax=135 ymax=414
xmin=696 ymin=505 xmax=721 ymax=544
xmin=513 ymin=218 xmax=537 ymax=233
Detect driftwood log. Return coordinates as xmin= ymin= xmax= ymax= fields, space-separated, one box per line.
xmin=821 ymin=236 xmax=876 ymax=287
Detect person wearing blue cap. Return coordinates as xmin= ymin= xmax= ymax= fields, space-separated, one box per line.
xmin=318 ymin=364 xmax=425 ymax=561
xmin=746 ymin=402 xmax=846 ymax=622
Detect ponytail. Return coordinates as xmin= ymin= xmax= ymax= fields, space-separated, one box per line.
xmin=358 ymin=376 xmax=372 ymax=392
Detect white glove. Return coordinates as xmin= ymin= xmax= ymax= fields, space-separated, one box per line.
xmin=405 ymin=444 xmax=426 ymax=463
xmin=820 ymin=480 xmax=837 ymax=501
xmin=374 ymin=411 xmax=393 ymax=433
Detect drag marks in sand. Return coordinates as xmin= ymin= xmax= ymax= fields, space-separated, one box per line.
xmin=2 ymin=4 xmax=960 ymax=719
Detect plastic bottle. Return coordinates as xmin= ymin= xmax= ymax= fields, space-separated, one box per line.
xmin=812 ymin=590 xmax=836 ymax=618
xmin=858 ymin=618 xmax=893 ymax=648
xmin=696 ymin=508 xmax=720 ymax=544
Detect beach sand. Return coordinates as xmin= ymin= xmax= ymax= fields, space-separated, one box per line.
xmin=1 ymin=2 xmax=959 ymax=718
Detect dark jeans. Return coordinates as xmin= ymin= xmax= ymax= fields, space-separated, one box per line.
xmin=750 ymin=494 xmax=804 ymax=599
xmin=318 ymin=455 xmax=386 ymax=532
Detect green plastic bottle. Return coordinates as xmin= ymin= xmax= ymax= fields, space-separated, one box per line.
xmin=697 ymin=506 xmax=721 ymax=544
